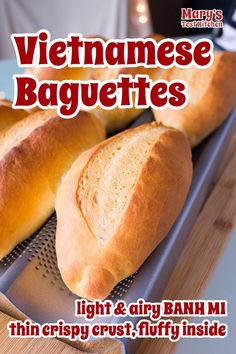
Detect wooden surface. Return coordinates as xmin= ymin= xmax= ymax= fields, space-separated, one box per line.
xmin=0 ymin=312 xmax=78 ymax=353
xmin=0 ymin=130 xmax=235 ymax=354
xmin=137 ymin=129 xmax=236 ymax=354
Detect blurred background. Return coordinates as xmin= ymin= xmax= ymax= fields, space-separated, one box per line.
xmin=0 ymin=0 xmax=235 ymax=59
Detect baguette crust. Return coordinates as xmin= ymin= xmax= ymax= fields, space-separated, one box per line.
xmin=25 ymin=67 xmax=95 ymax=114
xmin=0 ymin=99 xmax=28 ymax=131
xmin=26 ymin=65 xmax=95 ymax=81
xmin=91 ymin=34 xmax=164 ymax=132
xmin=56 ymin=122 xmax=192 ymax=300
xmin=0 ymin=110 xmax=105 ymax=258
xmin=25 ymin=36 xmax=108 ymax=83
xmin=153 ymin=51 xmax=236 ymax=147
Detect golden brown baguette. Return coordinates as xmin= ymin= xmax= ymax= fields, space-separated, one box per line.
xmin=0 ymin=99 xmax=28 ymax=131
xmin=25 ymin=36 xmax=108 ymax=113
xmin=55 ymin=122 xmax=192 ymax=300
xmin=25 ymin=35 xmax=108 ymax=83
xmin=153 ymin=51 xmax=236 ymax=147
xmin=91 ymin=34 xmax=164 ymax=132
xmin=0 ymin=110 xmax=105 ymax=259
xmin=25 ymin=66 xmax=95 ymax=114
xmin=26 ymin=65 xmax=94 ymax=82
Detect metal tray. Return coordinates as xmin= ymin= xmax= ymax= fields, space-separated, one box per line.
xmin=0 ymin=109 xmax=235 ymax=354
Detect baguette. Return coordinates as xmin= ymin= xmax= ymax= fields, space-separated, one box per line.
xmin=25 ymin=66 xmax=95 ymax=114
xmin=26 ymin=65 xmax=94 ymax=82
xmin=55 ymin=122 xmax=192 ymax=300
xmin=153 ymin=51 xmax=236 ymax=147
xmin=0 ymin=99 xmax=28 ymax=131
xmin=25 ymin=35 xmax=108 ymax=83
xmin=25 ymin=36 xmax=107 ymax=113
xmin=0 ymin=110 xmax=105 ymax=258
xmin=91 ymin=34 xmax=164 ymax=132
